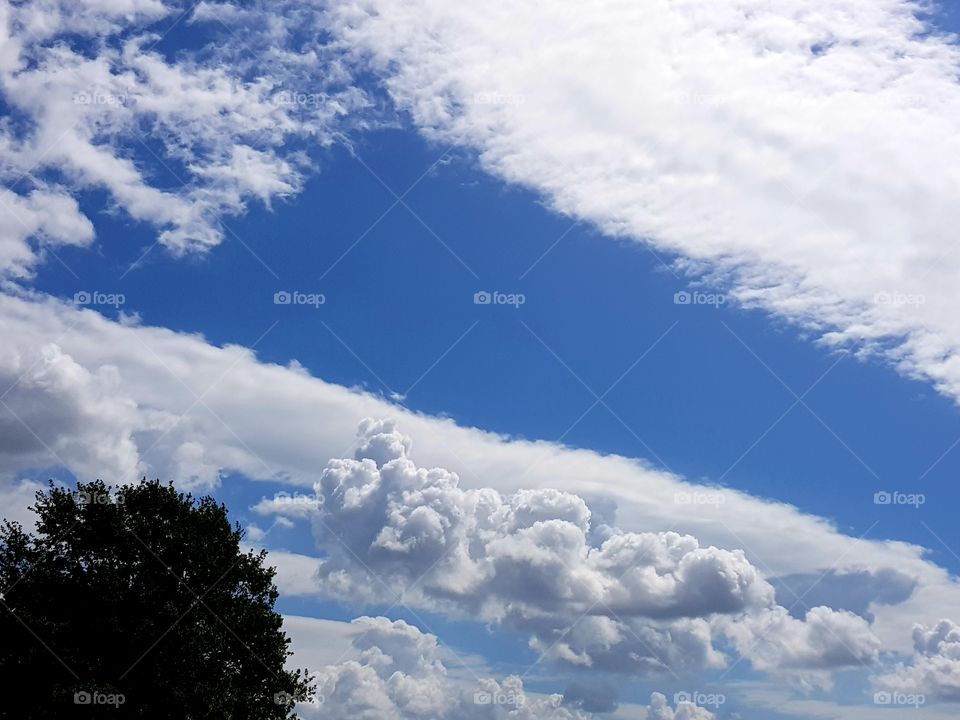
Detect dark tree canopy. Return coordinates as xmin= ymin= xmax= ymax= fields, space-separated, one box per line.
xmin=0 ymin=479 xmax=313 ymax=719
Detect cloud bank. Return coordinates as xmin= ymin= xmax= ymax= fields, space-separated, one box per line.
xmin=291 ymin=614 xmax=714 ymax=720
xmin=0 ymin=291 xmax=957 ymax=665
xmin=293 ymin=418 xmax=880 ymax=682
xmin=318 ymin=0 xmax=960 ymax=404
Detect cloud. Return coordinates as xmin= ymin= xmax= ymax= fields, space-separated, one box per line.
xmin=287 ymin=613 xmax=713 ymax=720
xmin=319 ymin=0 xmax=960 ymax=405
xmin=0 ymin=186 xmax=95 ymax=279
xmin=560 ymin=681 xmax=618 ymax=713
xmin=772 ymin=569 xmax=918 ymax=621
xmin=644 ymin=693 xmax=715 ymax=720
xmin=874 ymin=619 xmax=960 ymax=701
xmin=0 ymin=342 xmax=141 ymax=482
xmin=302 ymin=418 xmax=878 ymax=678
xmin=296 ymin=615 xmax=590 ymax=720
xmin=720 ymin=606 xmax=880 ymax=691
xmin=0 ymin=291 xmax=956 ymax=663
xmin=283 ymin=615 xmax=359 ymax=672
xmin=0 ymin=0 xmax=369 ymax=276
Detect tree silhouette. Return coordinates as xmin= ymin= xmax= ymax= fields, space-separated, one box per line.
xmin=0 ymin=479 xmax=313 ymax=719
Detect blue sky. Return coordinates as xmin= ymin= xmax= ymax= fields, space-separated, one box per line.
xmin=6 ymin=2 xmax=960 ymax=719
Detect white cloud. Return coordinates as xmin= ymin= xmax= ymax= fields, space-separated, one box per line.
xmin=285 ymin=613 xmax=712 ymax=720
xmin=0 ymin=188 xmax=94 ymax=279
xmin=720 ymin=605 xmax=880 ymax=690
xmin=0 ymin=0 xmax=369 ymax=276
xmin=643 ymin=693 xmax=715 ymax=720
xmin=319 ymin=0 xmax=960 ymax=405
xmin=0 ymin=291 xmax=956 ymax=664
xmin=283 ymin=615 xmax=359 ymax=672
xmin=874 ymin=619 xmax=960 ymax=701
xmin=0 ymin=342 xmax=141 ymax=482
xmin=298 ymin=418 xmax=880 ymax=677
xmin=736 ymin=680 xmax=960 ymax=719
xmin=293 ymin=615 xmax=588 ymax=720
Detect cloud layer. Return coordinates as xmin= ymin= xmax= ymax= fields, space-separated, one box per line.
xmin=318 ymin=0 xmax=960 ymax=404
xmin=291 ymin=614 xmax=714 ymax=720
xmin=0 ymin=291 xmax=956 ymax=664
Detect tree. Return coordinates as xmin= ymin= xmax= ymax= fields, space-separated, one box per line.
xmin=0 ymin=479 xmax=313 ymax=719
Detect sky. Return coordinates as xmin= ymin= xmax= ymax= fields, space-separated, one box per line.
xmin=4 ymin=1 xmax=960 ymax=719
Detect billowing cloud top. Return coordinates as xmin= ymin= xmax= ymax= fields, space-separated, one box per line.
xmin=301 ymin=419 xmax=879 ymax=681
xmin=875 ymin=619 xmax=960 ymax=701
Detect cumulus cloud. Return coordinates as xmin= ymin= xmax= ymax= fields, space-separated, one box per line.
xmin=0 ymin=0 xmax=369 ymax=276
xmin=298 ymin=615 xmax=590 ymax=720
xmin=874 ymin=619 xmax=960 ymax=701
xmin=644 ymin=692 xmax=715 ymax=720
xmin=301 ymin=419 xmax=878 ymax=678
xmin=0 ymin=292 xmax=954 ymax=662
xmin=319 ymin=0 xmax=960 ymax=405
xmin=290 ymin=614 xmax=713 ymax=720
